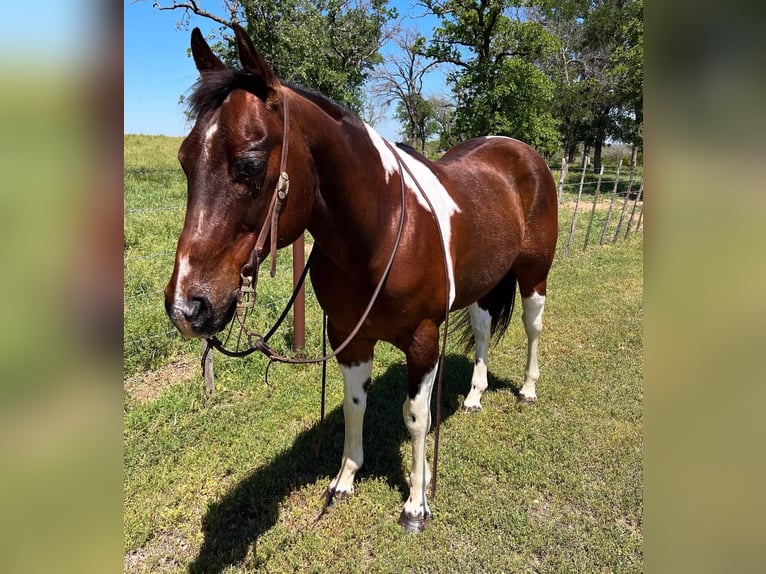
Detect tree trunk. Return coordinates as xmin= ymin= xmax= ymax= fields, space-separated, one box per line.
xmin=593 ymin=138 xmax=603 ymax=173
xmin=566 ymin=141 xmax=577 ymax=164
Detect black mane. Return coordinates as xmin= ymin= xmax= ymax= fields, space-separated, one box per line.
xmin=187 ymin=69 xmax=264 ymax=118
xmin=187 ymin=68 xmax=357 ymax=125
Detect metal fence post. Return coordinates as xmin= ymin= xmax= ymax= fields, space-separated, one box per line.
xmin=563 ymin=156 xmax=588 ymax=257
xmin=202 ymin=339 xmax=214 ymax=395
xmin=583 ymin=165 xmax=605 ymax=252
xmin=292 ymin=234 xmax=306 ymax=353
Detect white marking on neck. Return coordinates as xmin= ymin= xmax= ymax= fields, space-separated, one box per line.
xmin=364 ymin=124 xmax=398 ymax=180
xmin=363 ymin=124 xmax=461 ymax=307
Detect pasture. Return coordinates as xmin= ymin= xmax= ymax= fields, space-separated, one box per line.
xmin=124 ymin=135 xmax=642 ymax=573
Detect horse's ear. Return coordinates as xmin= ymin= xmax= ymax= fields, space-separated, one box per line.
xmin=191 ymin=28 xmax=226 ymax=73
xmin=232 ymin=23 xmax=280 ymax=92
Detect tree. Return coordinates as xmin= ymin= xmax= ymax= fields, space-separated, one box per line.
xmin=370 ymin=29 xmax=441 ymax=149
xmin=151 ymin=0 xmax=397 ymax=112
xmin=421 ymin=0 xmax=561 ymax=154
xmin=427 ymin=95 xmax=456 ymax=151
xmin=609 ymin=0 xmax=643 ymax=155
xmin=535 ymin=0 xmax=643 ymax=170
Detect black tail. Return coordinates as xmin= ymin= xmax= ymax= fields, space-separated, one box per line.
xmin=452 ymin=270 xmax=518 ymax=352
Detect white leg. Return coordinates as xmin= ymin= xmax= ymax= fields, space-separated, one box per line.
xmin=329 ymin=359 xmax=373 ymax=498
xmin=463 ymin=303 xmax=491 ymax=411
xmin=519 ymin=292 xmax=545 ymax=401
xmin=401 ymin=363 xmax=438 ymax=527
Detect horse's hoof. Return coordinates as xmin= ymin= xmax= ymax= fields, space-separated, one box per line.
xmin=398 ymin=511 xmax=430 ymax=534
xmin=462 ymin=404 xmax=482 ymax=413
xmin=517 ymin=394 xmax=536 ymax=405
xmin=325 ymin=488 xmax=350 ymax=506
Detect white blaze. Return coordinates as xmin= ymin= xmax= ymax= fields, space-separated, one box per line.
xmin=202 ymin=116 xmax=219 ymax=160
xmin=174 ymin=254 xmax=191 ymax=299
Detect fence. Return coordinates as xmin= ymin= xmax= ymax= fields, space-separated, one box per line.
xmin=552 ymin=157 xmax=644 ymax=258
xmin=124 ymin=157 xmax=642 ymax=389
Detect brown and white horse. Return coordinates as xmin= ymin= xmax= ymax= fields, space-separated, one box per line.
xmin=165 ymin=25 xmax=558 ymax=532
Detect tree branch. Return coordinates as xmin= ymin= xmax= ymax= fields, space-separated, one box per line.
xmin=152 ymin=0 xmax=239 ymax=28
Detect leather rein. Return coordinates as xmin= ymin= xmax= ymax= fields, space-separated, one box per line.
xmin=204 ymin=93 xmax=450 ymax=499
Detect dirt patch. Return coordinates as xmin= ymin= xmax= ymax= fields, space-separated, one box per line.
xmin=124 ymin=533 xmax=197 ymax=573
xmin=561 ymin=199 xmax=615 ymax=211
xmin=125 ymin=357 xmax=198 ymax=405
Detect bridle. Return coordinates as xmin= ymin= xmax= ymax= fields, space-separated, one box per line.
xmin=204 ymin=91 xmax=450 ymax=501
xmin=205 ymin=93 xmax=407 ymax=367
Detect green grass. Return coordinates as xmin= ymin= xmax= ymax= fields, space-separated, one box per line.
xmin=124 ymin=135 xmax=642 ymax=573
xmin=124 ymin=136 xmax=190 ymax=373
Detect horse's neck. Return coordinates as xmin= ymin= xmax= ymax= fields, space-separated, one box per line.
xmin=295 ymin=100 xmax=393 ymax=270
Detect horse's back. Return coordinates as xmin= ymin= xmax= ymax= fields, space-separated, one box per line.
xmin=440 ymin=136 xmax=553 ymax=195
xmin=438 ymin=136 xmax=557 ymax=236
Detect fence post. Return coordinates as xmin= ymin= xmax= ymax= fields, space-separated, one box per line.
xmin=624 ymin=183 xmax=644 ymax=239
xmin=612 ymin=161 xmax=637 ymax=243
xmin=583 ymin=165 xmax=605 ymax=252
xmin=202 ymin=339 xmax=215 ymax=395
xmin=557 ymin=157 xmax=567 ymax=204
xmin=563 ymin=156 xmax=588 ymax=257
xmin=600 ymin=159 xmax=625 ymax=245
xmin=292 ymin=234 xmax=306 ymax=354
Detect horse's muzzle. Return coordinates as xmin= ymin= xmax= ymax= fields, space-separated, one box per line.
xmin=165 ymin=292 xmax=236 ymax=339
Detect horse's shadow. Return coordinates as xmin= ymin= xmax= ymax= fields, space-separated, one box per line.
xmin=189 ymin=354 xmax=517 ymax=573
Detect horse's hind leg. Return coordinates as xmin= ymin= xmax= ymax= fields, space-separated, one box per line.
xmin=517 ymin=277 xmax=548 ymax=403
xmin=462 ymin=303 xmax=491 ymax=412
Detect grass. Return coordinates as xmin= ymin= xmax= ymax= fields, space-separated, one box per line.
xmin=124 ymin=135 xmax=643 ymax=573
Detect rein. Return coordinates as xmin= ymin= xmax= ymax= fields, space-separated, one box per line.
xmin=204 ymin=93 xmax=450 ymax=500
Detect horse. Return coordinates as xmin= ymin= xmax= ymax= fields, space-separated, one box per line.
xmin=164 ymin=24 xmax=558 ymax=533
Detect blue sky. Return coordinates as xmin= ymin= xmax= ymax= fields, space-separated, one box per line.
xmin=124 ymin=0 xmax=449 ymax=140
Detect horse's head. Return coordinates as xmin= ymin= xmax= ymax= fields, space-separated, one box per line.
xmin=165 ymin=25 xmax=313 ymax=338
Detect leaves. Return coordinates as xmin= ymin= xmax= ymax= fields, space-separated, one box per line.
xmin=158 ymin=0 xmax=396 ymax=113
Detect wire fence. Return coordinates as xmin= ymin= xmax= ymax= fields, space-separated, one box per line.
xmin=550 ymin=157 xmax=644 ymax=257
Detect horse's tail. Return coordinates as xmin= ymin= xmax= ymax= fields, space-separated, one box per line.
xmin=452 ymin=269 xmax=517 ymax=352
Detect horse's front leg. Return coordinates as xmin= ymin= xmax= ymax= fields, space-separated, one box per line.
xmin=399 ymin=320 xmax=440 ymax=533
xmin=327 ymin=338 xmax=375 ymax=504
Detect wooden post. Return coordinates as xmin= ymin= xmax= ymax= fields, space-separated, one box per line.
xmin=292 ymin=234 xmax=306 ymax=353
xmin=201 ymin=339 xmax=214 ymax=395
xmin=583 ymin=165 xmax=605 ymax=252
xmin=563 ymin=156 xmax=588 ymax=257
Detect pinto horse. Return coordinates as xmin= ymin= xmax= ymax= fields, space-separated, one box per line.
xmin=165 ymin=25 xmax=558 ymax=532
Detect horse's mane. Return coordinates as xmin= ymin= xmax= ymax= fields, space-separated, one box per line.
xmin=187 ymin=69 xmax=261 ymax=118
xmin=187 ymin=68 xmax=357 ymax=125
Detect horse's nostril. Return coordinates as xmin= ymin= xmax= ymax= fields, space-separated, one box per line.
xmin=181 ymin=298 xmax=200 ymax=321
xmin=184 ymin=296 xmax=212 ymax=327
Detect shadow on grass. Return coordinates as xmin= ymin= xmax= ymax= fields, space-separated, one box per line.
xmin=189 ymin=353 xmax=516 ymax=573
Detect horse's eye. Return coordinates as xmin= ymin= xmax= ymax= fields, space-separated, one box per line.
xmin=233 ymin=152 xmax=267 ymax=186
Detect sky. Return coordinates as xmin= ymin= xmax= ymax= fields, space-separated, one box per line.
xmin=124 ymin=0 xmax=449 ymax=141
